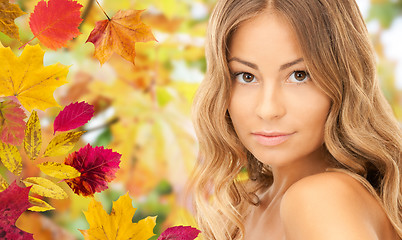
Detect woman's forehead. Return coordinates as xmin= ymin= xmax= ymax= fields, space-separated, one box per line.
xmin=228 ymin=12 xmax=303 ymax=69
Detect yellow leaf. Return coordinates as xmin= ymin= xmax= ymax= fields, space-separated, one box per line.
xmin=80 ymin=193 xmax=156 ymax=240
xmin=43 ymin=131 xmax=85 ymax=157
xmin=0 ymin=174 xmax=9 ymax=191
xmin=23 ymin=177 xmax=68 ymax=199
xmin=0 ymin=44 xmax=68 ymax=112
xmin=38 ymin=162 xmax=81 ymax=179
xmin=0 ymin=0 xmax=26 ymax=40
xmin=28 ymin=196 xmax=55 ymax=212
xmin=0 ymin=141 xmax=22 ymax=175
xmin=24 ymin=110 xmax=42 ymax=160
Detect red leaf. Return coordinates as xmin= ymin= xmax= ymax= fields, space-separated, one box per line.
xmin=0 ymin=100 xmax=27 ymax=145
xmin=29 ymin=0 xmax=83 ymax=50
xmin=158 ymin=226 xmax=201 ymax=240
xmin=64 ymin=144 xmax=121 ymax=196
xmin=0 ymin=181 xmax=33 ymax=240
xmin=53 ymin=101 xmax=94 ymax=134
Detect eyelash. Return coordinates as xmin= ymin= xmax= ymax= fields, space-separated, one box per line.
xmin=231 ymin=72 xmax=257 ymax=84
xmin=289 ymin=70 xmax=310 ymax=84
xmin=231 ymin=70 xmax=310 ymax=85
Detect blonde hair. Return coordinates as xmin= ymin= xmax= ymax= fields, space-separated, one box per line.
xmin=189 ymin=0 xmax=402 ymax=239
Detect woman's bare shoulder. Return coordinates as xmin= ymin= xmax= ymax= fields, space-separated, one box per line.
xmin=279 ymin=171 xmax=396 ymax=240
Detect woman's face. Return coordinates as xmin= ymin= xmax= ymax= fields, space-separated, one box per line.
xmin=228 ymin=12 xmax=331 ymax=169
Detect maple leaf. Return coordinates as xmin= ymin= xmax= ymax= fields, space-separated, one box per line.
xmin=28 ymin=0 xmax=83 ymax=50
xmin=53 ymin=101 xmax=94 ymax=134
xmin=0 ymin=181 xmax=34 ymax=240
xmin=86 ymin=9 xmax=157 ymax=65
xmin=0 ymin=0 xmax=26 ymax=40
xmin=64 ymin=144 xmax=121 ymax=196
xmin=0 ymin=99 xmax=26 ymax=145
xmin=80 ymin=193 xmax=156 ymax=240
xmin=158 ymin=226 xmax=201 ymax=240
xmin=0 ymin=44 xmax=68 ymax=112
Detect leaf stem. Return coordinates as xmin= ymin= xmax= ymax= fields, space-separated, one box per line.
xmin=95 ymin=0 xmax=110 ymax=20
xmin=19 ymin=36 xmax=36 ymax=50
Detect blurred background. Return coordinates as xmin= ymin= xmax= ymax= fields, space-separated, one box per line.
xmin=0 ymin=0 xmax=401 ymax=239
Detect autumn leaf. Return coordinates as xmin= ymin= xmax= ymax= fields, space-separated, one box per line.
xmin=53 ymin=101 xmax=94 ymax=134
xmin=24 ymin=110 xmax=42 ymax=160
xmin=0 ymin=0 xmax=26 ymax=40
xmin=0 ymin=174 xmax=8 ymax=191
xmin=0 ymin=44 xmax=68 ymax=112
xmin=23 ymin=177 xmax=68 ymax=199
xmin=86 ymin=9 xmax=157 ymax=65
xmin=43 ymin=131 xmax=85 ymax=157
xmin=158 ymin=226 xmax=201 ymax=240
xmin=80 ymin=193 xmax=156 ymax=240
xmin=28 ymin=196 xmax=55 ymax=212
xmin=38 ymin=162 xmax=81 ymax=179
xmin=0 ymin=181 xmax=34 ymax=240
xmin=0 ymin=141 xmax=22 ymax=175
xmin=28 ymin=0 xmax=83 ymax=50
xmin=0 ymin=176 xmax=55 ymax=212
xmin=64 ymin=144 xmax=121 ymax=196
xmin=0 ymin=99 xmax=26 ymax=145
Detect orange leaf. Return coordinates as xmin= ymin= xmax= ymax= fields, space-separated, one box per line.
xmin=29 ymin=0 xmax=83 ymax=50
xmin=86 ymin=9 xmax=157 ymax=65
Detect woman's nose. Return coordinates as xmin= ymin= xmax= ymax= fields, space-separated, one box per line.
xmin=255 ymin=84 xmax=286 ymax=120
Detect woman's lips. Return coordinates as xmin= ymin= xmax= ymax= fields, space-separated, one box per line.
xmin=251 ymin=132 xmax=294 ymax=146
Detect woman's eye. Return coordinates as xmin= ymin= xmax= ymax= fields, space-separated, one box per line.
xmin=235 ymin=72 xmax=256 ymax=83
xmin=289 ymin=71 xmax=310 ymax=83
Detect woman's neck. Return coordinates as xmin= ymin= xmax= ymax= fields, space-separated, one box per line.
xmin=262 ymin=146 xmax=332 ymax=203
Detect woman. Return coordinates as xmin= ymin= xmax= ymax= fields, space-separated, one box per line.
xmin=189 ymin=0 xmax=402 ymax=239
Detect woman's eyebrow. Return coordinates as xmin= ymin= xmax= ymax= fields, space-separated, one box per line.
xmin=228 ymin=57 xmax=259 ymax=70
xmin=279 ymin=58 xmax=304 ymax=71
xmin=228 ymin=57 xmax=304 ymax=71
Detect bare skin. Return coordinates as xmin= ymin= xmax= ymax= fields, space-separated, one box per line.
xmin=244 ymin=171 xmax=399 ymax=240
xmin=228 ymin=10 xmax=399 ymax=240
